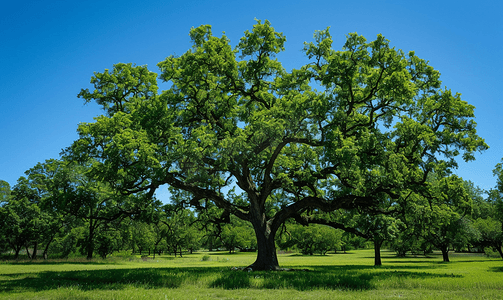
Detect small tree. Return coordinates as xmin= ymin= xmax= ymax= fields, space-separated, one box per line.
xmin=131 ymin=221 xmax=155 ymax=255
xmin=412 ymin=175 xmax=474 ymax=262
xmin=473 ymin=217 xmax=502 ymax=258
xmin=0 ymin=197 xmax=40 ymax=259
xmin=289 ymin=224 xmax=343 ymax=255
xmin=220 ymin=217 xmax=256 ymax=253
xmin=95 ymin=226 xmax=122 ymax=259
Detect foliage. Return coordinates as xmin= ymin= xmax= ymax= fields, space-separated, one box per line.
xmin=65 ymin=20 xmax=487 ymax=269
xmin=466 ymin=161 xmax=503 ymax=259
xmin=400 ymin=175 xmax=478 ymax=262
xmin=48 ymin=226 xmax=83 ymax=258
xmin=0 ymin=197 xmax=41 ymax=258
xmin=29 ymin=158 xmax=155 ymax=259
xmin=130 ymin=221 xmax=156 ymax=255
xmin=278 ymin=223 xmax=343 ymax=255
xmin=95 ymin=226 xmax=123 ymax=259
xmin=157 ymin=207 xmax=203 ymax=256
xmin=220 ymin=216 xmax=256 ymax=253
xmin=0 ymin=180 xmax=10 ymax=205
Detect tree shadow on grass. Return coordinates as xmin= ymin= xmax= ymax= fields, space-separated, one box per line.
xmin=0 ymin=264 xmax=463 ymax=294
xmin=210 ymin=265 xmax=462 ymax=291
xmin=0 ymin=267 xmax=221 ymax=294
xmin=0 ymin=257 xmax=175 ymax=266
xmin=0 ymin=260 xmax=111 ymax=266
xmin=489 ymin=266 xmax=503 ymax=272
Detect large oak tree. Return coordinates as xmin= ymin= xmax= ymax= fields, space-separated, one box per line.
xmin=68 ymin=20 xmax=487 ymax=270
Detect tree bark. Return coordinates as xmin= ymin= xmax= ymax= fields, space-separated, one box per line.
xmin=25 ymin=246 xmax=32 ymax=259
xmin=32 ymin=242 xmax=38 ymax=260
xmin=43 ymin=239 xmax=52 ymax=260
xmin=374 ymin=239 xmax=382 ymax=266
xmin=440 ymin=246 xmax=450 ymax=262
xmin=14 ymin=247 xmax=21 ymax=260
xmin=86 ymin=220 xmax=96 ymax=260
xmin=248 ymin=217 xmax=280 ymax=270
xmin=249 ymin=234 xmax=279 ymax=270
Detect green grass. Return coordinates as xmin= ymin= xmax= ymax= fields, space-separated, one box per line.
xmin=1 ymin=250 xmax=502 ymax=299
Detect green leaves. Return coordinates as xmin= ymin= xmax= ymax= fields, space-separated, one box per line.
xmin=68 ymin=20 xmax=488 ymax=268
xmin=0 ymin=180 xmax=11 ymax=204
xmin=238 ymin=19 xmax=286 ymax=58
xmin=79 ymin=63 xmax=158 ymax=116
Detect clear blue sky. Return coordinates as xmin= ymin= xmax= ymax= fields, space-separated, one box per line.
xmin=1 ymin=0 xmax=502 ymax=202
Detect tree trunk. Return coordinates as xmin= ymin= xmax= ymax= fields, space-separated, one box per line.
xmin=25 ymin=246 xmax=32 ymax=259
xmin=248 ymin=220 xmax=280 ymax=270
xmin=32 ymin=242 xmax=38 ymax=260
xmin=440 ymin=246 xmax=450 ymax=262
xmin=374 ymin=239 xmax=382 ymax=266
xmin=43 ymin=239 xmax=52 ymax=260
xmin=86 ymin=241 xmax=94 ymax=259
xmin=86 ymin=221 xmax=96 ymax=260
xmin=14 ymin=247 xmax=21 ymax=260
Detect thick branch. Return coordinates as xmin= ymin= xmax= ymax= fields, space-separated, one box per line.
xmin=270 ymin=195 xmax=374 ymax=235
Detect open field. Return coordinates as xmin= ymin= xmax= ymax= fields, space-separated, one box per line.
xmin=1 ymin=250 xmax=502 ymax=299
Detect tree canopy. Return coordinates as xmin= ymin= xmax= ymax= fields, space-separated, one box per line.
xmin=67 ymin=20 xmax=487 ymax=270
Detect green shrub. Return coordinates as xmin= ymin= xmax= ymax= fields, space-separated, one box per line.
xmin=483 ymin=247 xmax=501 ymax=258
xmin=201 ymin=255 xmax=211 ymax=261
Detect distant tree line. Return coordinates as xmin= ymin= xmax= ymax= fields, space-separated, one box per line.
xmin=1 ymin=159 xmax=502 ymax=262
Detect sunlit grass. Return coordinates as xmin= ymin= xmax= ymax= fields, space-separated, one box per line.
xmin=1 ymin=250 xmax=502 ymax=299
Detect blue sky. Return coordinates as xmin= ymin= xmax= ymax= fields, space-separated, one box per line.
xmin=1 ymin=0 xmax=502 ymax=202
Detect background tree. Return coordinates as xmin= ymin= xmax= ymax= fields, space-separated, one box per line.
xmin=1 ymin=164 xmax=72 ymax=260
xmin=94 ymin=221 xmax=123 ymax=259
xmin=68 ymin=20 xmax=487 ymax=270
xmin=0 ymin=180 xmax=10 ymax=205
xmin=220 ymin=216 xmax=256 ymax=253
xmin=42 ymin=160 xmax=152 ymax=259
xmin=158 ymin=207 xmax=201 ymax=257
xmin=474 ymin=216 xmax=503 ymax=258
xmin=305 ymin=196 xmax=402 ymax=265
xmin=130 ymin=220 xmax=155 ymax=255
xmin=283 ymin=223 xmax=343 ymax=255
xmin=150 ymin=218 xmax=170 ymax=258
xmin=412 ymin=175 xmax=474 ymax=262
xmin=0 ymin=180 xmax=11 ymax=254
xmin=0 ymin=197 xmax=40 ymax=259
xmin=48 ymin=223 xmax=84 ymax=259
xmin=16 ymin=160 xmax=78 ymax=259
xmin=471 ymin=162 xmax=503 ymax=258
xmin=492 ymin=160 xmax=503 ymax=233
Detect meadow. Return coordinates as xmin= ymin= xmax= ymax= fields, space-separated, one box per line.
xmin=1 ymin=250 xmax=502 ymax=299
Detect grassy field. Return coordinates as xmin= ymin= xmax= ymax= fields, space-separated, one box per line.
xmin=1 ymin=250 xmax=502 ymax=299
